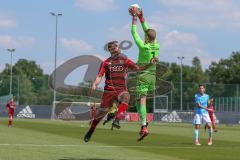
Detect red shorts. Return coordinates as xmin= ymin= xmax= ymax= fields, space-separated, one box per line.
xmin=100 ymin=89 xmax=128 ymax=108
xmin=8 ymin=109 xmax=14 ymax=116
xmin=209 ymin=112 xmax=215 ymax=123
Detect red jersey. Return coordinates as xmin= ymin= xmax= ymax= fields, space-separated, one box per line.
xmin=207 ymin=104 xmax=216 ymax=123
xmin=6 ymin=100 xmax=16 ymax=114
xmin=98 ymin=53 xmax=138 ymax=90
xmin=207 ymin=104 xmax=214 ymax=114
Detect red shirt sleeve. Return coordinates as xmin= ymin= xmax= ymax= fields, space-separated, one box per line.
xmin=97 ymin=61 xmax=106 ymax=77
xmin=125 ymin=58 xmax=138 ymax=70
xmin=6 ymin=102 xmax=16 ymax=109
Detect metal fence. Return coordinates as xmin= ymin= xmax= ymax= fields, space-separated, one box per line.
xmin=158 ymin=82 xmax=240 ymax=112
xmin=1 ymin=75 xmax=240 ymax=123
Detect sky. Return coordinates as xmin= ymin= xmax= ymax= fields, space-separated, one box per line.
xmin=0 ymin=0 xmax=240 ymax=85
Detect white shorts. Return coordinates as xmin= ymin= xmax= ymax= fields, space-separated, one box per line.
xmin=193 ymin=113 xmax=211 ymax=125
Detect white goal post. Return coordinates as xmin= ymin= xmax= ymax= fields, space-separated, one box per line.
xmin=153 ymin=95 xmax=168 ymax=113
xmin=51 ymin=101 xmax=101 ymax=120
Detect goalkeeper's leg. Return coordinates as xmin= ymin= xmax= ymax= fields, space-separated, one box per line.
xmin=136 ymin=96 xmax=148 ymax=141
xmin=136 ymin=97 xmax=147 ymax=127
xmin=135 ymin=83 xmax=149 ymax=141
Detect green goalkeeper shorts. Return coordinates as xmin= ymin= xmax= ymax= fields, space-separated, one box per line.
xmin=136 ymin=72 xmax=156 ymax=99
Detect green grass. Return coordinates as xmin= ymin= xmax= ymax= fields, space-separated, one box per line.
xmin=0 ymin=118 xmax=239 ymax=160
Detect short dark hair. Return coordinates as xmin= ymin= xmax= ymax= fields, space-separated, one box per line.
xmin=198 ymin=84 xmax=205 ymax=88
xmin=146 ymin=29 xmax=156 ymax=42
xmin=107 ymin=41 xmax=118 ymax=50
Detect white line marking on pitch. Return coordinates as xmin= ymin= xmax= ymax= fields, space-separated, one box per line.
xmin=0 ymin=144 xmax=237 ymax=148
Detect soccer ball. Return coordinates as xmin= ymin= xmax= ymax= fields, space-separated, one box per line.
xmin=129 ymin=4 xmax=142 ymax=16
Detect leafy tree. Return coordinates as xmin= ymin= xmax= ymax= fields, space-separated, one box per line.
xmin=0 ymin=59 xmax=52 ymax=105
xmin=207 ymin=51 xmax=240 ymax=97
xmin=208 ymin=52 xmax=240 ymax=84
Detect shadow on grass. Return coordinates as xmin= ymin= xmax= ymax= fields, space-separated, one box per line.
xmin=59 ymin=158 xmax=114 ymax=160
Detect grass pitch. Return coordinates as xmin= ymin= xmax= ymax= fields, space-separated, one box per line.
xmin=0 ymin=118 xmax=239 ymax=160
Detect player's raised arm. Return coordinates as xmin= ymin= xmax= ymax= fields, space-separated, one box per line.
xmin=137 ymin=9 xmax=149 ymax=32
xmin=129 ymin=9 xmax=145 ymax=49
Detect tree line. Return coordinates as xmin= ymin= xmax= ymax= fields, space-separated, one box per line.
xmin=0 ymin=51 xmax=239 ymax=109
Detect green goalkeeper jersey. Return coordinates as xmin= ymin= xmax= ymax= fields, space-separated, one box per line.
xmin=131 ymin=22 xmax=160 ymax=72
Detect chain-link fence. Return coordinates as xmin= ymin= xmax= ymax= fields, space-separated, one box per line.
xmin=1 ymin=75 xmax=240 ymax=123
xmin=0 ymin=75 xmax=53 ymax=106
xmin=160 ymin=82 xmax=240 ymax=112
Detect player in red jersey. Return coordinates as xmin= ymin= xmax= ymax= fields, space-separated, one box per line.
xmin=6 ymin=98 xmax=16 ymax=127
xmin=84 ymin=41 xmax=154 ymax=142
xmin=205 ymin=99 xmax=217 ymax=132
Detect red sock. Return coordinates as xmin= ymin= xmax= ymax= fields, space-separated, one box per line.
xmin=90 ymin=118 xmax=101 ymax=131
xmin=116 ymin=103 xmax=128 ymax=120
xmin=9 ymin=115 xmax=13 ymax=126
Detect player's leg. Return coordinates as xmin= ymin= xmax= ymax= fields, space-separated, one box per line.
xmin=204 ymin=112 xmax=211 ymax=133
xmin=137 ymin=74 xmax=156 ymax=141
xmin=193 ymin=114 xmax=201 ymax=145
xmin=136 ymin=72 xmax=154 ymax=141
xmin=8 ymin=114 xmax=12 ymax=127
xmin=206 ymin=122 xmax=213 ymax=145
xmin=135 ymin=84 xmax=148 ymax=141
xmin=204 ymin=123 xmax=207 ymax=133
xmin=203 ymin=114 xmax=213 ymax=145
xmin=103 ymin=112 xmax=115 ymax=125
xmin=84 ymin=108 xmax=109 ymax=142
xmin=84 ymin=91 xmax=114 ymax=142
xmin=137 ymin=96 xmax=149 ymax=141
xmin=209 ymin=113 xmax=217 ymax=132
xmin=8 ymin=110 xmax=14 ymax=127
xmin=139 ymin=96 xmax=147 ymax=126
xmin=103 ymin=103 xmax=117 ymax=125
xmin=212 ymin=123 xmax=217 ymax=132
xmin=136 ymin=84 xmax=148 ymax=126
xmin=112 ymin=91 xmax=130 ymax=129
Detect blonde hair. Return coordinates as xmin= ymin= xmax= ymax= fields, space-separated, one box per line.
xmin=145 ymin=29 xmax=156 ymax=42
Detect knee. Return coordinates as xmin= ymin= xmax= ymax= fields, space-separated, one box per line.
xmin=207 ymin=123 xmax=212 ymax=129
xmin=119 ymin=92 xmax=130 ymax=104
xmin=195 ymin=125 xmax=200 ymax=129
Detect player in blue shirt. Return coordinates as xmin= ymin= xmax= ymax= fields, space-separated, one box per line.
xmin=193 ymin=84 xmax=213 ymax=145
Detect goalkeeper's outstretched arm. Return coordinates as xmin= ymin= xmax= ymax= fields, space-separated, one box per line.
xmin=137 ymin=9 xmax=149 ymax=32
xmin=131 ymin=15 xmax=145 ymax=49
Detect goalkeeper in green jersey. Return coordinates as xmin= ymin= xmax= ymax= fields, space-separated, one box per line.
xmin=129 ymin=7 xmax=160 ymax=141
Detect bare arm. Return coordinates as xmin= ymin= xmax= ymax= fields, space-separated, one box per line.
xmin=131 ymin=17 xmax=145 ymax=49
xmin=127 ymin=58 xmax=157 ymax=72
xmin=197 ymin=102 xmax=211 ymax=111
xmin=137 ymin=10 xmax=149 ymax=32
xmin=92 ymin=76 xmax=102 ymax=91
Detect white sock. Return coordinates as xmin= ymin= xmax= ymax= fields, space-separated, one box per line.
xmin=194 ymin=129 xmax=199 ymax=141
